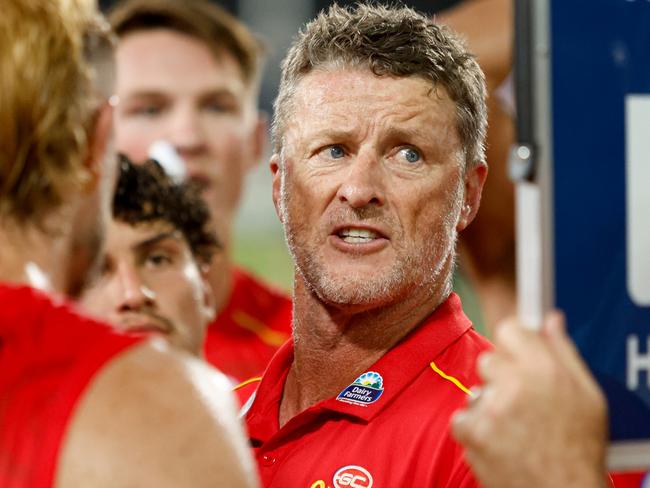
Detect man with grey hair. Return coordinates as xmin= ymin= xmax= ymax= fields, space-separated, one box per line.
xmin=237 ymin=4 xmax=489 ymax=486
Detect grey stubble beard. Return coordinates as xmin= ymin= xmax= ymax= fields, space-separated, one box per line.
xmin=278 ymin=164 xmax=461 ymax=309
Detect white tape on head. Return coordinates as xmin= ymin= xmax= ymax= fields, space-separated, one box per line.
xmin=148 ymin=140 xmax=187 ymax=184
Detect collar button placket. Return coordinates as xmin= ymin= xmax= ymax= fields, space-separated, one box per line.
xmin=260 ymin=453 xmax=277 ymax=467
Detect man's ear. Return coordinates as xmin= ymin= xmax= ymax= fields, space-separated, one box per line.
xmin=270 ymin=153 xmax=282 ymax=221
xmin=247 ymin=111 xmax=269 ymax=171
xmin=83 ymin=102 xmax=113 ymax=192
xmin=457 ymin=161 xmax=488 ymax=232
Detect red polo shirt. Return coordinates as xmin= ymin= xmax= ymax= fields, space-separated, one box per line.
xmin=204 ymin=267 xmax=292 ymax=384
xmin=243 ymin=293 xmax=489 ymax=488
xmin=0 ymin=284 xmax=144 ymax=487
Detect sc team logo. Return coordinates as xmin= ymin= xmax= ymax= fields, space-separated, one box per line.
xmin=332 ymin=465 xmax=373 ymax=488
xmin=336 ymin=371 xmax=384 ymax=407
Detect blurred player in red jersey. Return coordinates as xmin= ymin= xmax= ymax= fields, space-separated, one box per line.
xmin=437 ymin=0 xmax=517 ymax=335
xmin=80 ymin=158 xmax=218 ymax=357
xmin=108 ymin=0 xmax=292 ymax=383
xmin=0 ymin=1 xmax=257 ymax=486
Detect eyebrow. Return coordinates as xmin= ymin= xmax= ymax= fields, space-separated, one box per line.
xmin=308 ymin=126 xmax=428 ymax=144
xmin=307 ymin=128 xmax=356 ymax=142
xmin=385 ymin=126 xmax=429 ymax=142
xmin=198 ymin=89 xmax=238 ymax=100
xmin=132 ymin=231 xmax=183 ymax=252
xmin=121 ymin=91 xmax=168 ymax=101
xmin=123 ymin=88 xmax=239 ymax=101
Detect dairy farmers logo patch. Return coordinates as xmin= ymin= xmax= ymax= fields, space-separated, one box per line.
xmin=336 ymin=371 xmax=384 ymax=407
xmin=333 ymin=465 xmax=373 ymax=488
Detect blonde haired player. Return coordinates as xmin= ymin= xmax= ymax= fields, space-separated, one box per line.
xmin=0 ymin=1 xmax=256 ymax=486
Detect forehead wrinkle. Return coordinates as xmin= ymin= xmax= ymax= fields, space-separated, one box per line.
xmin=293 ymin=90 xmax=418 ymax=135
xmin=285 ymin=91 xmax=362 ymax=147
xmin=287 ymin=69 xmax=460 ymax=150
xmin=299 ymin=102 xmax=455 ymax=149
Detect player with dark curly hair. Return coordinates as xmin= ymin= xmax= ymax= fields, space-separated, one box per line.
xmin=109 ymin=0 xmax=292 ymax=384
xmin=80 ymin=157 xmax=220 ymax=356
xmin=113 ymin=156 xmax=219 ymax=265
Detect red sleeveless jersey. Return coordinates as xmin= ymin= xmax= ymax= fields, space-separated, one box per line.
xmin=0 ymin=284 xmax=143 ymax=487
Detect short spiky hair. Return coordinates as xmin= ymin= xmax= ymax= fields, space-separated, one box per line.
xmin=273 ymin=3 xmax=487 ymax=168
xmin=109 ymin=0 xmax=264 ymax=88
xmin=114 ymin=157 xmax=219 ymax=265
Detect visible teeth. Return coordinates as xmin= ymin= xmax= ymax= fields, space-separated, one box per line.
xmin=339 ymin=228 xmax=378 ymax=243
xmin=343 ymin=236 xmax=371 ymax=243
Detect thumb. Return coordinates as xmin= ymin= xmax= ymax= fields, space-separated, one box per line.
xmin=543 ymin=311 xmax=595 ymax=386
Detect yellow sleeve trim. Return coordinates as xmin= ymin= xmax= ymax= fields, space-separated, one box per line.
xmin=429 ymin=361 xmax=475 ymax=397
xmin=232 ymin=310 xmax=289 ymax=347
xmin=232 ymin=376 xmax=262 ymax=392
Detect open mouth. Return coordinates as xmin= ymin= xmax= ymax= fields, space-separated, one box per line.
xmin=337 ymin=227 xmax=381 ymax=244
xmin=330 ymin=225 xmax=390 ymax=255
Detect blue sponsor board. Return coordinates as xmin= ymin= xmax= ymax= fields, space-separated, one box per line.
xmin=550 ymin=0 xmax=650 ymax=440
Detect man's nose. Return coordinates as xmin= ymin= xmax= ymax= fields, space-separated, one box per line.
xmin=167 ymin=106 xmax=208 ymax=157
xmin=116 ymin=263 xmax=155 ymax=312
xmin=335 ymin=152 xmax=386 ymax=208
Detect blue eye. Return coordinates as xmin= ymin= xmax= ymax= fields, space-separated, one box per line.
xmin=206 ymin=103 xmax=227 ymax=113
xmin=139 ymin=107 xmax=160 ymax=117
xmin=328 ymin=145 xmax=345 ymax=159
xmin=204 ymin=101 xmax=237 ymax=114
xmin=400 ymin=147 xmax=421 ymax=164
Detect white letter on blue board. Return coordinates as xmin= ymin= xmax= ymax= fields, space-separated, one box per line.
xmin=625 ymin=95 xmax=650 ymax=306
xmin=627 ymin=335 xmax=650 ymax=390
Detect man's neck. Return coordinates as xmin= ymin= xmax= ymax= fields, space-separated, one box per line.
xmin=279 ymin=276 xmax=449 ymax=427
xmin=206 ymin=249 xmax=234 ymax=318
xmin=0 ymin=220 xmax=68 ymax=295
xmin=205 ymin=217 xmax=236 ymax=318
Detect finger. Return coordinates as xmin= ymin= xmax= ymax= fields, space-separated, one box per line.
xmin=493 ymin=317 xmax=546 ymax=361
xmin=451 ymin=408 xmax=472 ymax=443
xmin=543 ymin=311 xmax=587 ymax=376
xmin=542 ymin=311 xmax=597 ymax=386
xmin=462 ymin=448 xmax=502 ymax=488
xmin=451 ymin=407 xmax=483 ymax=447
xmin=452 ymin=386 xmax=497 ymax=449
xmin=476 ymin=351 xmax=511 ymax=383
